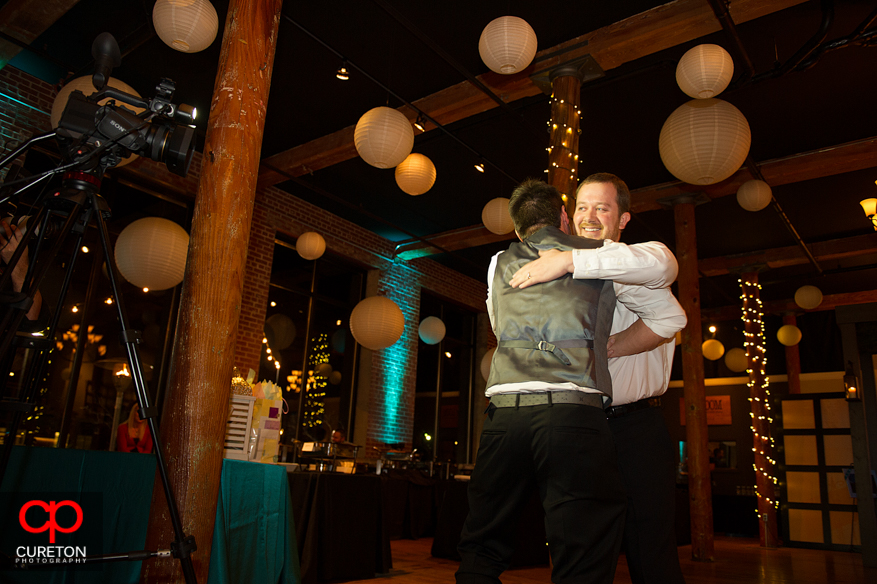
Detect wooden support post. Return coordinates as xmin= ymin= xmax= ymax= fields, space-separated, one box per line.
xmin=673 ymin=199 xmax=715 ymax=561
xmin=782 ymin=313 xmax=801 ymax=394
xmin=142 ymin=1 xmax=283 ymax=582
xmin=547 ymin=71 xmax=582 ymax=203
xmin=740 ymin=272 xmax=779 ymax=548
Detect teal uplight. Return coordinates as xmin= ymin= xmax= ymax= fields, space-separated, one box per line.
xmin=377 ymin=340 xmax=407 ymax=445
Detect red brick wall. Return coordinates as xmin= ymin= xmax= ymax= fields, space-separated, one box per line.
xmin=0 ymin=68 xmax=54 ymax=179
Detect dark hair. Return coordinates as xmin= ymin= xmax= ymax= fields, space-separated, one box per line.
xmin=508 ymin=179 xmax=564 ymax=238
xmin=578 ymin=173 xmax=631 ymax=215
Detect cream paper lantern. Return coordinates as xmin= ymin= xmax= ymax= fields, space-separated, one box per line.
xmin=395 ymin=153 xmax=437 ymax=196
xmin=659 ymin=98 xmax=751 ymax=185
xmin=114 ymin=217 xmax=189 ymax=290
xmin=265 ymin=313 xmax=296 ymax=350
xmin=478 ymin=16 xmax=538 ymax=75
xmin=418 ymin=316 xmax=446 ymax=345
xmin=676 ymin=44 xmax=734 ymax=99
xmin=702 ymin=339 xmax=725 ymax=361
xmin=482 ymin=197 xmax=514 ymax=235
xmin=795 ymin=285 xmax=823 ymax=310
xmin=317 ymin=362 xmax=333 ymax=377
xmin=354 ymin=106 xmax=414 ymax=169
xmin=480 ymin=347 xmax=496 ymax=381
xmin=296 ymin=231 xmax=326 ymax=260
xmin=349 ymin=296 xmax=405 ymax=350
xmin=329 ymin=371 xmax=342 ymax=385
xmin=777 ymin=324 xmax=802 ymax=346
xmin=737 ymin=179 xmax=773 ymax=212
xmin=153 ymin=0 xmax=219 ymax=53
xmin=724 ymin=347 xmax=748 ymax=373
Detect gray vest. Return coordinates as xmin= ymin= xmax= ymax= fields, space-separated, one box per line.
xmin=486 ymin=226 xmax=616 ymax=401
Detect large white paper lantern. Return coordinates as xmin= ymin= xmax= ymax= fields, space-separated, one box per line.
xmin=676 ymin=44 xmax=734 ymax=99
xmin=724 ymin=347 xmax=747 ymax=372
xmin=659 ymin=98 xmax=751 ymax=185
xmin=265 ymin=314 xmax=296 ymax=350
xmin=482 ymin=197 xmax=514 ymax=235
xmin=418 ymin=316 xmax=446 ymax=345
xmin=777 ymin=325 xmax=802 ymax=346
xmin=297 ymin=232 xmax=326 ymax=260
xmin=795 ymin=285 xmax=823 ymax=310
xmin=153 ymin=0 xmax=219 ymax=53
xmin=395 ymin=153 xmax=436 ymax=196
xmin=702 ymin=339 xmax=725 ymax=361
xmin=479 ymin=16 xmax=537 ymax=75
xmin=737 ymin=179 xmax=772 ymax=212
xmin=480 ymin=347 xmax=496 ymax=381
xmin=354 ymin=106 xmax=414 ymax=169
xmin=114 ymin=217 xmax=189 ymax=290
xmin=349 ymin=296 xmax=405 ymax=350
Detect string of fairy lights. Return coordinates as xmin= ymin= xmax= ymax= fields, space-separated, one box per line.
xmin=739 ymin=277 xmax=779 ymax=513
xmin=545 ymin=92 xmax=582 ymax=203
xmin=303 ymin=333 xmax=329 ymax=429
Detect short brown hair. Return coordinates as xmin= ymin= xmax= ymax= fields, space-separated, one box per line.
xmin=578 ymin=173 xmax=630 ymax=215
xmin=508 ymin=179 xmax=564 ymax=238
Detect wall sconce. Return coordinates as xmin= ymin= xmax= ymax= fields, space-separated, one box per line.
xmin=844 ymin=364 xmax=861 ymax=402
xmin=336 ymin=62 xmax=350 ymax=80
xmin=860 ymin=197 xmax=877 ymax=230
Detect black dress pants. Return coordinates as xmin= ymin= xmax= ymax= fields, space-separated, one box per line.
xmin=456 ymin=401 xmax=626 ymax=584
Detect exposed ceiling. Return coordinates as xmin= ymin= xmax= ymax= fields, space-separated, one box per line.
xmin=2 ymin=0 xmax=877 ymax=315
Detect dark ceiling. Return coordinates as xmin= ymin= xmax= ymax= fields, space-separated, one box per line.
xmin=3 ymin=0 xmax=877 ymax=314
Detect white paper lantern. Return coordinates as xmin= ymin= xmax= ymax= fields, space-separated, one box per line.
xmin=676 ymin=44 xmax=734 ymax=99
xmin=480 ymin=347 xmax=496 ymax=381
xmin=329 ymin=371 xmax=342 ymax=385
xmin=317 ymin=362 xmax=333 ymax=377
xmin=702 ymin=339 xmax=725 ymax=361
xmin=478 ymin=16 xmax=537 ymax=75
xmin=659 ymin=98 xmax=751 ymax=185
xmin=354 ymin=106 xmax=414 ymax=169
xmin=795 ymin=285 xmax=823 ymax=310
xmin=395 ymin=153 xmax=436 ymax=196
xmin=265 ymin=313 xmax=296 ymax=350
xmin=297 ymin=231 xmax=326 ymax=260
xmin=724 ymin=347 xmax=747 ymax=372
xmin=349 ymin=296 xmax=405 ymax=350
xmin=737 ymin=179 xmax=772 ymax=212
xmin=777 ymin=325 xmax=802 ymax=346
xmin=418 ymin=316 xmax=446 ymax=345
xmin=114 ymin=217 xmax=189 ymax=290
xmin=153 ymin=0 xmax=219 ymax=54
xmin=482 ymin=197 xmax=514 ymax=235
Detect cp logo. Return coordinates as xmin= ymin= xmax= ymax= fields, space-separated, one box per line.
xmin=19 ymin=500 xmax=83 ymax=543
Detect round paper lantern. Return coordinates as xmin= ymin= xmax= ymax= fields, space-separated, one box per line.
xmin=153 ymin=0 xmax=219 ymax=53
xmin=777 ymin=325 xmax=802 ymax=346
xmin=482 ymin=197 xmax=514 ymax=235
xmin=115 ymin=217 xmax=189 ymax=290
xmin=676 ymin=44 xmax=734 ymax=99
xmin=349 ymin=296 xmax=405 ymax=350
xmin=395 ymin=153 xmax=436 ymax=196
xmin=737 ymin=179 xmax=773 ymax=212
xmin=265 ymin=314 xmax=296 ymax=350
xmin=480 ymin=347 xmax=496 ymax=382
xmin=724 ymin=347 xmax=747 ymax=373
xmin=297 ymin=232 xmax=326 ymax=260
xmin=659 ymin=98 xmax=751 ymax=185
xmin=702 ymin=339 xmax=725 ymax=361
xmin=478 ymin=16 xmax=537 ymax=75
xmin=329 ymin=371 xmax=342 ymax=385
xmin=418 ymin=316 xmax=446 ymax=345
xmin=354 ymin=106 xmax=414 ymax=169
xmin=317 ymin=362 xmax=333 ymax=377
xmin=795 ymin=285 xmax=823 ymax=310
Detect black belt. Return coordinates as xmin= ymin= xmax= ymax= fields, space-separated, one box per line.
xmin=605 ymin=396 xmax=662 ymax=418
xmin=498 ymin=339 xmax=594 ymax=366
xmin=490 ymin=391 xmax=602 ymax=409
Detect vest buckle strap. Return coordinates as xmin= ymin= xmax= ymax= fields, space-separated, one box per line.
xmin=498 ymin=338 xmax=594 ymax=366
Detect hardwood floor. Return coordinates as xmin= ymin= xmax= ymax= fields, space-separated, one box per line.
xmin=346 ymin=537 xmax=874 ymax=584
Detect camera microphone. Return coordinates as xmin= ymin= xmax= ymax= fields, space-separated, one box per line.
xmin=91 ymin=32 xmax=121 ymax=91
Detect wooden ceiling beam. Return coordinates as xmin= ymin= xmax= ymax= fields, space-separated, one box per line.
xmin=258 ymin=0 xmax=807 ymax=189
xmin=0 ymin=0 xmax=81 ymax=68
xmin=703 ymin=290 xmax=877 ymax=321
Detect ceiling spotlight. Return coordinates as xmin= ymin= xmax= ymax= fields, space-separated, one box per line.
xmin=336 ymin=62 xmax=350 ymax=81
xmin=474 ymin=161 xmax=486 ymax=173
xmin=413 ymin=114 xmax=426 ymax=132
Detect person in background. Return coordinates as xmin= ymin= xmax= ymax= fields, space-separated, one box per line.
xmin=0 ymin=217 xmax=42 ymax=321
xmin=117 ymin=403 xmax=153 ymax=453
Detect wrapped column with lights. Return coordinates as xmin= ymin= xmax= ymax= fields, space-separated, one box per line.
xmin=740 ymin=272 xmax=779 ymax=548
xmin=547 ymin=69 xmax=583 ymax=206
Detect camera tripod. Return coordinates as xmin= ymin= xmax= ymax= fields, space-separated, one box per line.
xmin=0 ymin=134 xmax=198 ymax=583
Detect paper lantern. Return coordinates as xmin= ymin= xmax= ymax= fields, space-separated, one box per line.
xmin=676 ymin=44 xmax=734 ymax=99
xmin=659 ymin=98 xmax=751 ymax=185
xmin=482 ymin=197 xmax=514 ymax=235
xmin=317 ymin=362 xmax=333 ymax=377
xmin=297 ymin=232 xmax=326 ymax=260
xmin=480 ymin=348 xmax=496 ymax=382
xmin=349 ymin=296 xmax=405 ymax=350
xmin=702 ymin=339 xmax=725 ymax=361
xmin=795 ymin=285 xmax=823 ymax=310
xmin=395 ymin=153 xmax=436 ymax=196
xmin=724 ymin=347 xmax=747 ymax=373
xmin=354 ymin=106 xmax=414 ymax=169
xmin=418 ymin=316 xmax=446 ymax=345
xmin=114 ymin=217 xmax=189 ymax=290
xmin=737 ymin=179 xmax=772 ymax=212
xmin=153 ymin=0 xmax=219 ymax=53
xmin=329 ymin=371 xmax=342 ymax=385
xmin=478 ymin=16 xmax=537 ymax=75
xmin=265 ymin=314 xmax=296 ymax=350
xmin=777 ymin=325 xmax=802 ymax=346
